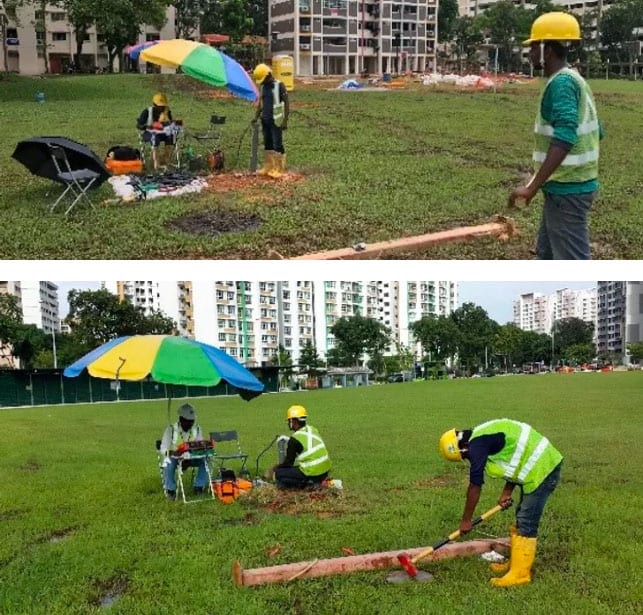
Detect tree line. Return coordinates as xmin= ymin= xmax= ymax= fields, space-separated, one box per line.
xmin=5 ymin=0 xmax=643 ymax=75
xmin=438 ymin=0 xmax=643 ymax=74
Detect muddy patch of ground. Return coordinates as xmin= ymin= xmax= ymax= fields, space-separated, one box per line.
xmin=88 ymin=573 xmax=129 ymax=609
xmin=168 ymin=209 xmax=263 ymax=236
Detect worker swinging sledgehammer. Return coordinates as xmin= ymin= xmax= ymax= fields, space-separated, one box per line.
xmin=252 ymin=63 xmax=289 ymax=179
xmin=439 ymin=419 xmax=563 ymax=587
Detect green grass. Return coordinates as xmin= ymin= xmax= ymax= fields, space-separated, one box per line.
xmin=2 ymin=372 xmax=642 ymax=614
xmin=0 ymin=73 xmax=641 ymax=259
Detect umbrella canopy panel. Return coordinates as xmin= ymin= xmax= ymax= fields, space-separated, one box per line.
xmin=140 ymin=39 xmax=258 ymax=102
xmin=12 ymin=136 xmax=110 ymax=187
xmin=63 ymin=335 xmax=264 ymax=398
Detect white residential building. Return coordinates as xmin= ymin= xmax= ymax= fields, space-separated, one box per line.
xmin=19 ymin=281 xmax=60 ymax=333
xmin=513 ymin=287 xmax=597 ymax=335
xmin=0 ymin=3 xmax=176 ymax=74
xmin=110 ymin=280 xmax=457 ymax=365
xmin=269 ymin=0 xmax=439 ymax=77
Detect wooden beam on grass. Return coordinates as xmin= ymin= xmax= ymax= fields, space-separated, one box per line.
xmin=232 ymin=537 xmax=509 ymax=586
xmin=284 ymin=217 xmax=517 ymax=260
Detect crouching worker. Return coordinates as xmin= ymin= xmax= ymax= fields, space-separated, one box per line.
xmin=270 ymin=405 xmax=330 ymax=489
xmin=439 ymin=419 xmax=562 ymax=587
xmin=160 ymin=403 xmax=209 ymax=500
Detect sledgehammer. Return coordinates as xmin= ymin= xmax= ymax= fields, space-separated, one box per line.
xmin=391 ymin=503 xmax=510 ymax=582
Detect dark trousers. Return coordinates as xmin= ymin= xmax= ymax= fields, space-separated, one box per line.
xmin=515 ymin=462 xmax=562 ymax=538
xmin=274 ymin=466 xmax=327 ymax=489
xmin=536 ymin=192 xmax=595 ymax=260
xmin=261 ymin=119 xmax=284 ymax=154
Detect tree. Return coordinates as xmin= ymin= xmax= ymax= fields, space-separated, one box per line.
xmin=0 ymin=294 xmax=44 ymax=368
xmin=246 ymin=0 xmax=267 ymax=37
xmin=298 ymin=340 xmax=323 ymax=376
xmin=60 ymin=0 xmax=96 ymax=69
xmin=551 ymin=317 xmax=594 ymax=359
xmin=600 ymin=0 xmax=643 ymax=73
xmin=173 ymin=0 xmax=208 ymax=39
xmin=493 ymin=323 xmax=524 ymax=371
xmin=438 ymin=0 xmax=459 ymax=43
xmin=451 ymin=16 xmax=484 ymax=72
xmin=479 ymin=1 xmax=533 ymax=72
xmin=627 ymin=341 xmax=643 ymax=364
xmin=563 ymin=342 xmax=595 ymax=365
xmin=450 ymin=303 xmax=498 ymax=373
xmin=93 ymin=0 xmax=171 ymax=71
xmin=219 ymin=0 xmax=253 ymax=42
xmin=269 ymin=344 xmax=292 ymax=387
xmin=330 ymin=315 xmax=390 ymax=367
xmin=64 ymin=289 xmax=176 ymax=352
xmin=410 ymin=314 xmax=460 ymax=362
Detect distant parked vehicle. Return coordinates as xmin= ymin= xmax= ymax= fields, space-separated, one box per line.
xmin=387 ymin=373 xmax=405 ymax=383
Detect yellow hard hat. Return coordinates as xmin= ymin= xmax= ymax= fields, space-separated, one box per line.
xmin=286 ymin=405 xmax=308 ymax=420
xmin=439 ymin=428 xmax=462 ymax=462
xmin=253 ymin=63 xmax=272 ymax=85
xmin=523 ymin=12 xmax=581 ymax=45
xmin=152 ymin=92 xmax=168 ymax=106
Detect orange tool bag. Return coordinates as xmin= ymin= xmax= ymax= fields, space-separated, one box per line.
xmin=213 ymin=470 xmax=253 ymax=504
xmin=104 ymin=145 xmax=143 ymax=175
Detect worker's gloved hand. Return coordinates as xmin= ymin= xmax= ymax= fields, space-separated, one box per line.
xmin=498 ymin=496 xmax=514 ymax=510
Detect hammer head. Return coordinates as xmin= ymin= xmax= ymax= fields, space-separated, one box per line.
xmin=396 ymin=553 xmax=418 ymax=577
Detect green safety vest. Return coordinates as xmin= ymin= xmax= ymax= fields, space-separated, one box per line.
xmin=272 ymin=81 xmax=285 ymax=127
xmin=471 ymin=419 xmax=562 ymax=493
xmin=533 ymin=67 xmax=600 ymax=183
xmin=292 ymin=425 xmax=331 ymax=477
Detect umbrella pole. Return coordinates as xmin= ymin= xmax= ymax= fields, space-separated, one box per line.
xmin=166 ymin=391 xmax=172 ymax=425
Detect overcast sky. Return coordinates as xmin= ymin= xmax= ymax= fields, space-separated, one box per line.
xmin=54 ymin=280 xmax=597 ymax=324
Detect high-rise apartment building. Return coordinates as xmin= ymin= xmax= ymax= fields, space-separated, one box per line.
xmin=513 ymin=287 xmax=597 ymax=335
xmin=269 ymin=0 xmax=439 ymax=76
xmin=109 ymin=280 xmax=457 ymax=366
xmin=19 ymin=281 xmax=60 ymax=333
xmin=596 ymin=281 xmax=643 ymax=362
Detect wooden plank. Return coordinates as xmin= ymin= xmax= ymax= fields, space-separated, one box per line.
xmin=233 ymin=537 xmax=509 ymax=586
xmin=286 ymin=217 xmax=517 ymax=260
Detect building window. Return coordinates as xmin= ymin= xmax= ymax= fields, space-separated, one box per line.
xmin=52 ymin=32 xmax=67 ymax=41
xmin=51 ymin=12 xmax=67 ymax=22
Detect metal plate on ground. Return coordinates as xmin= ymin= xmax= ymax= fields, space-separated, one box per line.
xmin=386 ymin=570 xmax=435 ymax=584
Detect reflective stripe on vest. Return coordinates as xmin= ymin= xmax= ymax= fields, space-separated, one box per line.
xmin=532 ymin=67 xmax=599 ymax=183
xmin=471 ymin=419 xmax=562 ymax=493
xmin=292 ymin=425 xmax=331 ymax=476
xmin=272 ymin=81 xmax=285 ymax=127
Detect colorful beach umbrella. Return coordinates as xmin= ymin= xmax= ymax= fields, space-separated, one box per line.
xmin=63 ymin=335 xmax=264 ymax=400
xmin=140 ymin=39 xmax=259 ymax=102
xmin=126 ymin=40 xmax=161 ymax=61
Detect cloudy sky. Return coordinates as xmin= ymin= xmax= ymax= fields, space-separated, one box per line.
xmin=53 ymin=280 xmax=597 ymax=324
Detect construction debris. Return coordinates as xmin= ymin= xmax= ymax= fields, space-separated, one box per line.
xmin=282 ymin=217 xmax=517 ymax=260
xmin=232 ymin=537 xmax=509 ymax=586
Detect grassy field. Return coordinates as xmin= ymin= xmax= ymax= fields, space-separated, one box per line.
xmin=0 ymin=73 xmax=641 ymax=259
xmin=1 ymin=372 xmax=642 ymax=614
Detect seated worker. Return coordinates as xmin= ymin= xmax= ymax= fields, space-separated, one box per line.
xmin=159 ymin=403 xmax=208 ymax=500
xmin=270 ymin=405 xmax=331 ymax=489
xmin=136 ymin=92 xmax=176 ymax=170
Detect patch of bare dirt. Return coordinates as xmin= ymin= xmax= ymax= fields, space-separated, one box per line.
xmin=167 ymin=209 xmax=263 ymax=236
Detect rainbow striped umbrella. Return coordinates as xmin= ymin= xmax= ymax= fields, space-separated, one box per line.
xmin=63 ymin=335 xmax=264 ymax=400
xmin=140 ymin=39 xmax=259 ymax=102
xmin=125 ymin=40 xmax=161 ymax=61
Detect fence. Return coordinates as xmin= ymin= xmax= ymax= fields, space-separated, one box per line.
xmin=0 ymin=367 xmax=279 ymax=408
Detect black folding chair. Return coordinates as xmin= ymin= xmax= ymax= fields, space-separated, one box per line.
xmin=48 ymin=144 xmax=100 ymax=214
xmin=209 ymin=430 xmax=250 ymax=478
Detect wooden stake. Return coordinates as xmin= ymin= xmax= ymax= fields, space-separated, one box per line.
xmin=284 ymin=217 xmax=517 ymax=260
xmin=233 ymin=537 xmax=509 ymax=586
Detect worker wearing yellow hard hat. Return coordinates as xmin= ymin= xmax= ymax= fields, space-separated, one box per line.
xmin=508 ymin=11 xmax=603 ymax=260
xmin=252 ymin=62 xmax=290 ymax=178
xmin=137 ymin=92 xmax=177 ymax=170
xmin=439 ymin=420 xmax=563 ymax=587
xmin=267 ymin=405 xmax=331 ymax=489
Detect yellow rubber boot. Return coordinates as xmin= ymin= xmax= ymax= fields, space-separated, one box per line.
xmin=257 ymin=150 xmax=275 ymax=176
xmin=490 ymin=536 xmax=537 ymax=587
xmin=490 ymin=524 xmax=517 ymax=574
xmin=268 ymin=152 xmax=284 ymax=178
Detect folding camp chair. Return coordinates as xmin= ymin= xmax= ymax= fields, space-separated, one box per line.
xmin=209 ymin=430 xmax=250 ymax=478
xmin=48 ymin=144 xmax=100 ymax=215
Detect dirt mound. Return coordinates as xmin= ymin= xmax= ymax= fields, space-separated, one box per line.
xmin=168 ymin=209 xmax=263 ymax=236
